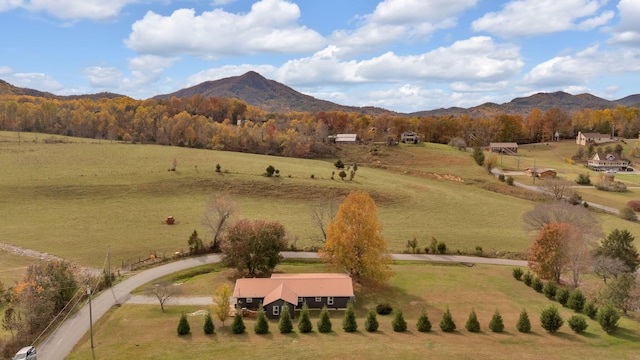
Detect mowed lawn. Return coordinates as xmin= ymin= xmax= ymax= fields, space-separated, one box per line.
xmin=0 ymin=131 xmax=540 ymax=269
xmin=67 ymin=263 xmax=640 ymax=360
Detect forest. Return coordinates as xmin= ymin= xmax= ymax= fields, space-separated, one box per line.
xmin=1 ymin=93 xmax=639 ymax=158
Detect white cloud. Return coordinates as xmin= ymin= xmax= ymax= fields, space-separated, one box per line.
xmin=84 ymin=66 xmax=123 ymax=88
xmin=125 ymin=0 xmax=325 ymax=59
xmin=128 ymin=55 xmax=179 ymax=85
xmin=608 ymin=0 xmax=640 ymax=46
xmin=0 ymin=66 xmax=12 ymax=75
xmin=12 ymin=72 xmax=63 ymax=91
xmin=369 ymin=0 xmax=477 ymax=25
xmin=1 ymin=0 xmax=136 ymax=20
xmin=472 ymin=0 xmax=613 ymax=37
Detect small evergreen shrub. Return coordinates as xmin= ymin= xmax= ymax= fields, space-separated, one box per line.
xmin=254 ymin=306 xmax=269 ymax=334
xmin=439 ymin=308 xmax=456 ymax=332
xmin=567 ymin=289 xmax=586 ymax=312
xmin=556 ymin=287 xmax=570 ymax=306
xmin=488 ymin=310 xmax=504 ymax=333
xmin=231 ymin=313 xmax=246 ymax=334
xmin=376 ymin=303 xmax=393 ymax=315
xmin=364 ymin=308 xmax=379 ymax=332
xmin=334 ymin=159 xmax=345 ymax=169
xmin=416 ymin=308 xmax=432 ymax=332
xmin=512 ymin=267 xmax=523 ymax=280
xmin=498 ymin=174 xmax=505 ymax=182
xmin=215 ymin=163 xmax=221 ymax=173
xmin=437 ymin=241 xmax=447 ymax=254
xmin=177 ymin=312 xmax=191 ymax=336
xmin=584 ymin=301 xmax=598 ymax=319
xmin=265 ymin=165 xmax=276 ymax=177
xmin=392 ymin=309 xmax=407 ymax=332
xmin=278 ymin=305 xmax=293 ymax=334
xmin=540 ymin=305 xmax=564 ymax=333
xmin=568 ymin=315 xmax=588 ymax=334
xmin=317 ymin=306 xmax=332 ymax=333
xmin=543 ymin=282 xmax=557 ymax=300
xmin=465 ymin=309 xmax=481 ymax=333
xmin=298 ymin=302 xmax=313 ymax=333
xmin=532 ymin=277 xmax=544 ymax=293
xmin=523 ymin=272 xmax=533 ymax=286
xmin=203 ymin=312 xmax=215 ymax=335
xmin=575 ymin=173 xmax=591 ymax=185
xmin=342 ymin=303 xmax=358 ymax=332
xmin=598 ymin=304 xmax=620 ymax=334
xmin=516 ymin=309 xmax=531 ymax=333
xmin=506 ymin=176 xmax=515 ymax=186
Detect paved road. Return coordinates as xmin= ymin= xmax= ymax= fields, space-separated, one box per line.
xmin=37 ymin=252 xmax=525 ymax=360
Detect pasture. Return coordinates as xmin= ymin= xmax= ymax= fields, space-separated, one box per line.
xmin=67 ymin=262 xmax=640 ymax=360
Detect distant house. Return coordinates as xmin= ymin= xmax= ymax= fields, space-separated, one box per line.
xmin=400 ymin=131 xmax=419 ymax=144
xmin=330 ymin=134 xmax=358 ymax=144
xmin=587 ymin=152 xmax=630 ymax=172
xmin=525 ymin=167 xmax=557 ymax=179
xmin=489 ymin=142 xmax=518 ymax=155
xmin=233 ymin=273 xmax=355 ymax=319
xmin=576 ymin=131 xmax=613 ymax=146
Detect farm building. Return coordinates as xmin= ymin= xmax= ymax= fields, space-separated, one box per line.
xmin=524 ymin=167 xmax=557 ymax=179
xmin=330 ymin=134 xmax=358 ymax=144
xmin=576 ymin=131 xmax=613 ymax=146
xmin=587 ymin=152 xmax=630 ymax=172
xmin=400 ymin=131 xmax=419 ymax=144
xmin=489 ymin=142 xmax=518 ymax=155
xmin=233 ymin=273 xmax=355 ymax=319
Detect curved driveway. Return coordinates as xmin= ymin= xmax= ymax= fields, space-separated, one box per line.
xmin=38 ymin=252 xmax=526 ymax=360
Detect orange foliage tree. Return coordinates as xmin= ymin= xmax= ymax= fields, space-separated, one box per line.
xmin=529 ymin=222 xmax=575 ymax=283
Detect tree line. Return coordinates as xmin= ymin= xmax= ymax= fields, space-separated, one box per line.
xmin=1 ymin=94 xmax=640 ymax=158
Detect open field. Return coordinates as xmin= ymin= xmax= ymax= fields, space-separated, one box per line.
xmin=67 ymin=262 xmax=640 ymax=360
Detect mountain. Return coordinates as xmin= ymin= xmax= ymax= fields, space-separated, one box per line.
xmin=0 ymin=79 xmax=127 ymax=100
xmin=152 ymin=71 xmax=392 ymax=116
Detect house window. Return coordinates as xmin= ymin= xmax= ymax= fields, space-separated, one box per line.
xmin=315 ymin=297 xmax=322 ymax=302
xmin=273 ymin=306 xmax=279 ymax=316
xmin=328 ymin=297 xmax=334 ymax=305
xmin=246 ymin=298 xmax=252 ymax=303
xmin=298 ymin=297 xmax=303 ymax=304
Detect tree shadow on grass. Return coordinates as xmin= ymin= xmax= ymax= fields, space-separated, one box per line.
xmin=610 ymin=327 xmax=640 ymax=342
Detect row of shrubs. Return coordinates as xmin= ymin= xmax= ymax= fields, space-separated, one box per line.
xmin=512 ymin=267 xmax=620 ymax=334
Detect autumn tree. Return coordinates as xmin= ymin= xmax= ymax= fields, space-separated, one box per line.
xmin=212 ymin=284 xmax=232 ymax=326
xmin=309 ymin=198 xmax=339 ymax=243
xmin=221 ymin=219 xmax=287 ymax=276
xmin=202 ymin=194 xmax=237 ymax=252
xmin=319 ymin=191 xmax=392 ymax=283
xmin=529 ymin=223 xmax=571 ymax=283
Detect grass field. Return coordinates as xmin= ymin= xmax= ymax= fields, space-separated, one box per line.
xmin=67 ymin=262 xmax=640 ymax=360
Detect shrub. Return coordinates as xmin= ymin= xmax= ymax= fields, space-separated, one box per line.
xmin=265 ymin=165 xmax=276 ymax=177
xmin=339 ymin=170 xmax=347 ymax=180
xmin=298 ymin=302 xmax=313 ymax=333
xmin=516 ymin=309 xmax=531 ymax=333
xmin=568 ymin=315 xmax=588 ymax=334
xmin=556 ymin=287 xmax=570 ymax=306
xmin=416 ymin=308 xmax=432 ymax=332
xmin=203 ymin=312 xmax=215 ymax=335
xmin=278 ymin=305 xmax=293 ymax=334
xmin=506 ymin=176 xmax=515 ymax=186
xmin=310 ymin=174 xmax=315 ymax=179
xmin=568 ymin=192 xmax=583 ymax=205
xmin=392 ymin=309 xmax=407 ymax=332
xmin=532 ymin=277 xmax=544 ymax=293
xmin=364 ymin=308 xmax=379 ymax=332
xmin=437 ymin=241 xmax=447 ymax=254
xmin=254 ymin=306 xmax=269 ymax=334
xmin=439 ymin=307 xmax=456 ymax=332
xmin=626 ymin=200 xmax=640 ymax=211
xmin=575 ymin=173 xmax=591 ymax=185
xmin=215 ymin=163 xmax=221 ymax=173
xmin=318 ymin=306 xmax=332 ymax=333
xmin=512 ymin=267 xmax=524 ymax=280
xmin=523 ymin=272 xmax=533 ymax=286
xmin=598 ymin=304 xmax=620 ymax=334
xmin=465 ymin=309 xmax=481 ymax=333
xmin=567 ymin=289 xmax=586 ymax=312
xmin=334 ymin=159 xmax=345 ymax=169
xmin=540 ymin=305 xmax=564 ymax=333
xmin=498 ymin=174 xmax=505 ymax=182
xmin=543 ymin=282 xmax=557 ymax=300
xmin=619 ymin=206 xmax=637 ymax=221
xmin=342 ymin=303 xmax=358 ymax=332
xmin=376 ymin=303 xmax=393 ymax=315
xmin=488 ymin=310 xmax=504 ymax=333
xmin=584 ymin=301 xmax=598 ymax=319
xmin=472 ymin=147 xmax=485 ymax=166
xmin=177 ymin=312 xmax=191 ymax=335
xmin=231 ymin=313 xmax=245 ymax=334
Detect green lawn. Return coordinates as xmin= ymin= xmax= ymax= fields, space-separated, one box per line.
xmin=67 ymin=262 xmax=640 ymax=360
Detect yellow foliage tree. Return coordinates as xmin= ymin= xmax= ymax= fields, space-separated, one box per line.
xmin=319 ymin=191 xmax=392 ymax=284
xmin=212 ymin=283 xmax=232 ymax=326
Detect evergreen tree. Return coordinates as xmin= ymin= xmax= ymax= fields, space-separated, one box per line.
xmin=543 ymin=281 xmax=557 ymax=300
xmin=597 ymin=229 xmax=640 ymax=272
xmin=416 ymin=308 xmax=432 ymax=332
xmin=516 ymin=309 xmax=531 ymax=333
xmin=567 ymin=289 xmax=586 ymax=312
xmin=364 ymin=308 xmax=379 ymax=332
xmin=298 ymin=302 xmax=313 ymax=333
xmin=568 ymin=315 xmax=588 ymax=333
xmin=317 ymin=306 xmax=332 ymax=333
xmin=540 ymin=305 xmax=564 ymax=333
xmin=203 ymin=312 xmax=215 ymax=335
xmin=597 ymin=304 xmax=620 ymax=334
xmin=584 ymin=301 xmax=598 ymax=319
xmin=231 ymin=312 xmax=246 ymax=334
xmin=254 ymin=304 xmax=269 ymax=334
xmin=392 ymin=309 xmax=407 ymax=332
xmin=556 ymin=287 xmax=570 ymax=306
xmin=439 ymin=307 xmax=456 ymax=332
xmin=532 ymin=277 xmax=544 ymax=293
xmin=342 ymin=303 xmax=358 ymax=332
xmin=177 ymin=312 xmax=191 ymax=336
xmin=278 ymin=305 xmax=293 ymax=334
xmin=523 ymin=271 xmax=533 ymax=286
xmin=472 ymin=147 xmax=485 ymax=166
xmin=489 ymin=310 xmax=505 ymax=333
xmin=465 ymin=309 xmax=481 ymax=332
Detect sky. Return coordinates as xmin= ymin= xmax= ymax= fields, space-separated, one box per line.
xmin=1 ymin=0 xmax=639 ymax=113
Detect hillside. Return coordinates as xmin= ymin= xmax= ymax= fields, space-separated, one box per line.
xmin=152 ymin=71 xmax=392 ymax=116
xmin=0 ymin=79 xmax=127 ymax=100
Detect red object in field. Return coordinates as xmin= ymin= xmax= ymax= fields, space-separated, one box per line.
xmin=166 ymin=216 xmax=175 ymax=225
